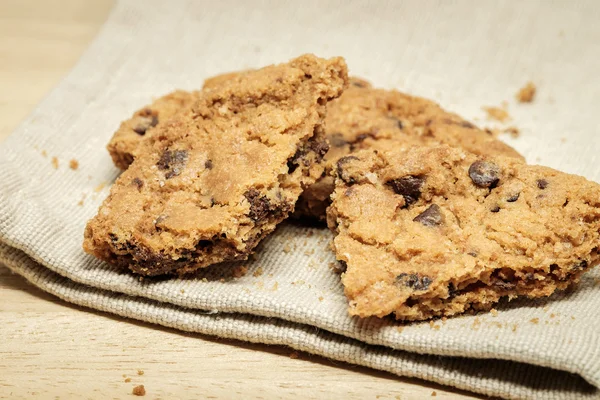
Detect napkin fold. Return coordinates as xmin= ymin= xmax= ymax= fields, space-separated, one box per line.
xmin=1 ymin=1 xmax=599 ymax=398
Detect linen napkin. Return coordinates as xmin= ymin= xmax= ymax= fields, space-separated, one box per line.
xmin=1 ymin=1 xmax=599 ymax=398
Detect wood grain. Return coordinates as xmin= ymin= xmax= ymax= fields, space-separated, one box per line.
xmin=0 ymin=1 xmax=477 ymax=398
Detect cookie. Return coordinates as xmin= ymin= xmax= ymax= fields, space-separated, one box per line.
xmin=295 ymin=81 xmax=524 ymax=220
xmin=84 ymin=54 xmax=348 ymax=276
xmin=327 ymin=145 xmax=600 ymax=320
xmin=108 ymin=90 xmax=200 ymax=170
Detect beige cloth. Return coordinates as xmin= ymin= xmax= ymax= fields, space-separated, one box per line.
xmin=1 ymin=1 xmax=599 ymax=398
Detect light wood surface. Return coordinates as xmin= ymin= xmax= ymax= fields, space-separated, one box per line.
xmin=0 ymin=1 xmax=477 ymax=399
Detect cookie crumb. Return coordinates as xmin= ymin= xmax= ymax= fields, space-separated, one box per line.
xmin=51 ymin=157 xmax=59 ymax=169
xmin=504 ymin=126 xmax=520 ymax=138
xmin=137 ymin=370 xmax=144 ymax=376
xmin=483 ymin=106 xmax=510 ymax=122
xmin=397 ymin=326 xmax=404 ymax=334
xmin=69 ymin=159 xmax=79 ymax=170
xmin=289 ymin=351 xmax=299 ymax=359
xmin=530 ymin=318 xmax=539 ymax=324
xmin=132 ymin=385 xmax=146 ymax=396
xmin=271 ymin=282 xmax=279 ymax=291
xmin=253 ymin=267 xmax=264 ymax=277
xmin=511 ymin=323 xmax=518 ymax=332
xmin=283 ymin=244 xmax=292 ymax=253
xmin=490 ymin=308 xmax=498 ymax=317
xmin=431 ymin=391 xmax=437 ymax=396
xmin=318 ymin=296 xmax=324 ymax=302
xmin=124 ymin=378 xmax=131 ymax=383
xmin=94 ymin=182 xmax=106 ymax=192
xmin=201 ymin=278 xmax=208 ymax=283
xmin=41 ymin=150 xmax=47 ymax=157
xmin=571 ymin=316 xmax=576 ymax=320
xmin=180 ymin=289 xmax=185 ymax=294
xmin=516 ymin=82 xmax=536 ymax=103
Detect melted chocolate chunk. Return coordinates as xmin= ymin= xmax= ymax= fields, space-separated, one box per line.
xmin=132 ymin=177 xmax=144 ymax=190
xmin=395 ymin=273 xmax=433 ymax=291
xmin=490 ymin=205 xmax=500 ymax=213
xmin=287 ymin=137 xmax=330 ymax=173
xmin=468 ymin=160 xmax=500 ymax=188
xmin=157 ymin=149 xmax=188 ymax=179
xmin=245 ymin=188 xmax=272 ymax=222
xmin=413 ymin=204 xmax=444 ymax=226
xmin=387 ymin=176 xmax=425 ymax=207
xmin=336 ymin=156 xmax=359 ymax=185
xmin=506 ymin=193 xmax=520 ymax=202
xmin=537 ymin=179 xmax=549 ymax=189
xmin=460 ymin=120 xmax=476 ymax=129
xmin=205 ymin=159 xmax=213 ymax=169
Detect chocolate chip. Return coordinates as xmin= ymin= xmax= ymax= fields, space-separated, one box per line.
xmin=395 ymin=273 xmax=433 ymax=291
xmin=490 ymin=205 xmax=500 ymax=213
xmin=336 ymin=156 xmax=359 ymax=185
xmin=205 ymin=159 xmax=213 ymax=169
xmin=333 ymin=260 xmax=347 ymax=274
xmin=355 ymin=133 xmax=370 ymax=142
xmin=329 ymin=133 xmax=347 ymax=148
xmin=245 ymin=188 xmax=271 ymax=222
xmin=467 ymin=251 xmax=478 ymax=257
xmin=506 ymin=193 xmax=520 ymax=202
xmin=132 ymin=177 xmax=144 ymax=190
xmin=351 ymin=80 xmax=368 ymax=88
xmin=537 ymin=179 xmax=548 ymax=189
xmin=132 ymin=115 xmax=158 ymax=135
xmin=287 ymin=137 xmax=330 ymax=173
xmin=447 ymin=282 xmax=458 ymax=299
xmin=157 ymin=149 xmax=188 ymax=179
xmin=395 ymin=118 xmax=403 ymax=130
xmin=133 ymin=125 xmax=148 ymax=135
xmin=309 ymin=139 xmax=330 ymax=162
xmin=468 ymin=160 xmax=500 ymax=188
xmin=524 ymin=273 xmax=536 ymax=283
xmin=413 ymin=204 xmax=444 ymax=226
xmin=387 ymin=176 xmax=425 ymax=207
xmin=460 ymin=120 xmax=476 ymax=129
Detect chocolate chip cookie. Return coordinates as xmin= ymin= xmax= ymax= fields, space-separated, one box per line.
xmin=327 ymin=145 xmax=600 ymax=320
xmin=84 ymin=54 xmax=348 ymax=276
xmin=295 ymin=81 xmax=524 ymax=220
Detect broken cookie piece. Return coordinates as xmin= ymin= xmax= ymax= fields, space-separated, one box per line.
xmin=84 ymin=54 xmax=348 ymax=276
xmin=108 ymin=90 xmax=200 ymax=170
xmin=294 ymin=80 xmax=524 ymax=220
xmin=327 ymin=145 xmax=600 ymax=320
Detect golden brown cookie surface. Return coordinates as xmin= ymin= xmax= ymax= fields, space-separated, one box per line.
xmin=328 ymin=145 xmax=600 ymax=320
xmin=107 ymin=90 xmax=201 ymax=170
xmin=84 ymin=54 xmax=348 ymax=276
xmin=295 ymin=82 xmax=524 ymax=220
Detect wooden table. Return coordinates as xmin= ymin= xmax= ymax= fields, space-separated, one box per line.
xmin=0 ymin=1 xmax=477 ymax=398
